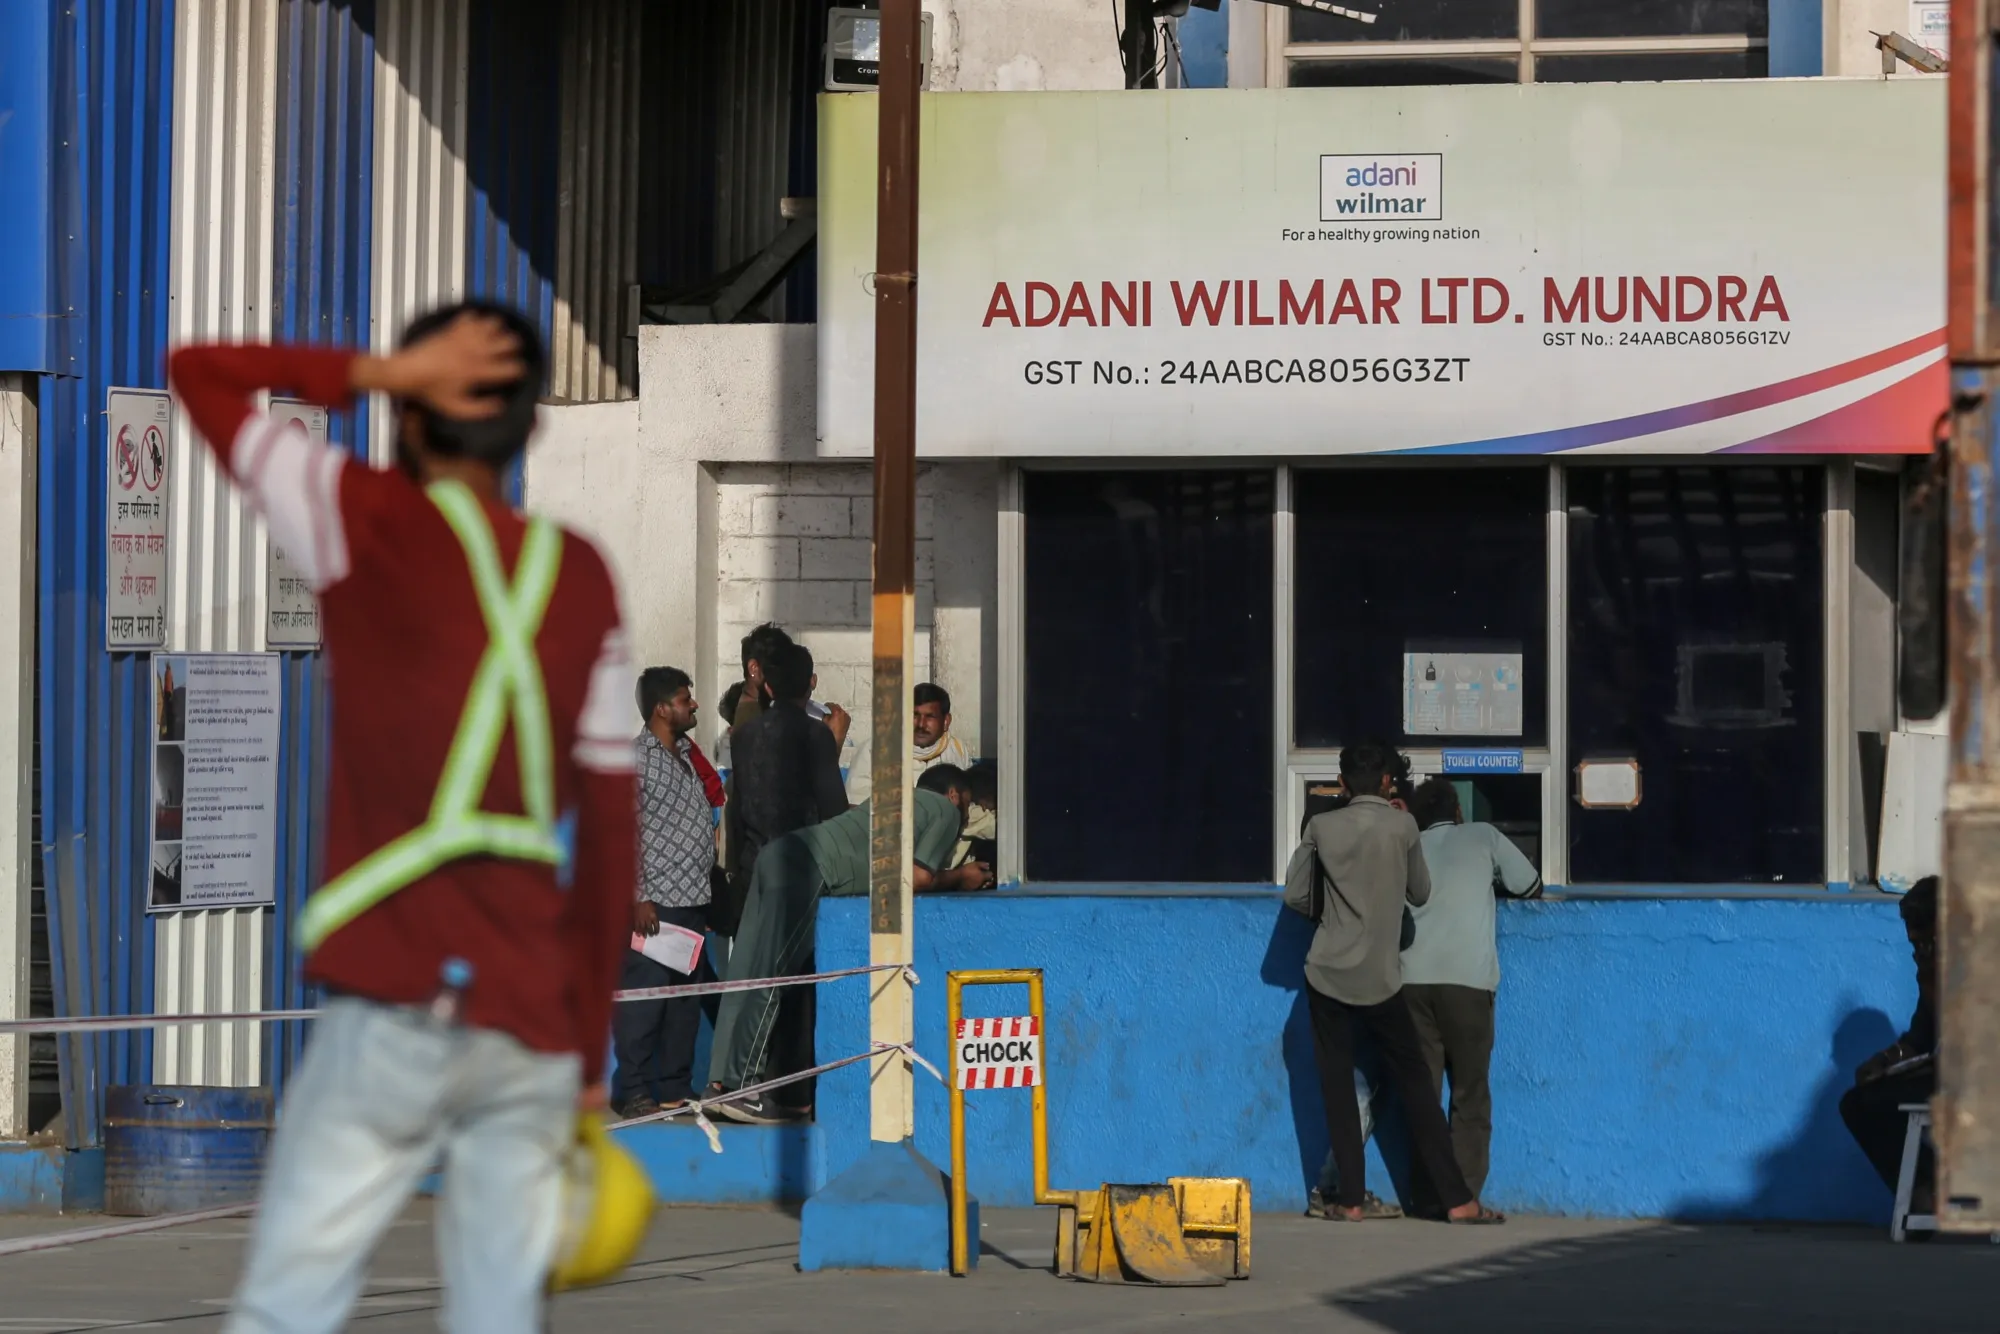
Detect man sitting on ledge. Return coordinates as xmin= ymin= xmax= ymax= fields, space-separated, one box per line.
xmin=705 ymin=765 xmax=993 ymax=1125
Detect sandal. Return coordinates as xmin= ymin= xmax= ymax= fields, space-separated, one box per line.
xmin=1447 ymin=1204 xmax=1507 ymax=1225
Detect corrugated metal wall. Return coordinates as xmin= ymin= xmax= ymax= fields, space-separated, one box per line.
xmin=464 ymin=0 xmax=558 ymax=357
xmin=18 ymin=0 xmax=681 ymax=1138
xmin=550 ymin=0 xmax=638 ymax=401
xmin=38 ymin=0 xmax=178 ymax=1148
xmin=370 ymin=0 xmax=467 ymax=463
xmin=266 ymin=0 xmax=374 ymax=1087
xmin=637 ymin=1 xmax=826 ymax=323
xmin=155 ymin=0 xmax=281 ymax=1089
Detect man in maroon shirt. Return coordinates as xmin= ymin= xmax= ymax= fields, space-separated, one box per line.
xmin=169 ymin=302 xmax=636 ymax=1334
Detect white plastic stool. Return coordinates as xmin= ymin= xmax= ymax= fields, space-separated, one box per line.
xmin=1892 ymin=1103 xmax=1937 ymax=1242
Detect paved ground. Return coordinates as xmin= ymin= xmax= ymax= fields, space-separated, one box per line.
xmin=2 ymin=1203 xmax=1998 ymax=1333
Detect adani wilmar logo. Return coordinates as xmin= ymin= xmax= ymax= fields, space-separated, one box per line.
xmin=1320 ymin=153 xmax=1443 ymax=222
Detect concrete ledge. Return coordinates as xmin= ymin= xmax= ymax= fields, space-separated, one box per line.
xmin=0 ymin=1144 xmax=104 ymax=1215
xmin=799 ymin=1139 xmax=969 ymax=1272
xmin=616 ymin=1122 xmax=826 ymax=1204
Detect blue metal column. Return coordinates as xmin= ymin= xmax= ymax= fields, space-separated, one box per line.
xmin=34 ymin=0 xmax=177 ymax=1150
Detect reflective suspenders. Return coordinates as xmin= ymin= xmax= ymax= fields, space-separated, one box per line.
xmin=295 ymin=480 xmax=566 ymax=952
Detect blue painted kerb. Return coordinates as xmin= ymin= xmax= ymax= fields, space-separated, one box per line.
xmin=0 ymin=1146 xmax=105 ymax=1215
xmin=799 ymin=1138 xmax=972 ymax=1272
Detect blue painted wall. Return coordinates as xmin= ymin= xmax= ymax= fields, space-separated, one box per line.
xmin=1768 ymin=0 xmax=1824 ymax=78
xmin=816 ymin=893 xmax=1915 ymax=1222
xmin=1177 ymin=1 xmax=1229 ymax=89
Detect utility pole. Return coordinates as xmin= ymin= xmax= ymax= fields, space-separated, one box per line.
xmin=1939 ymin=0 xmax=2000 ymax=1232
xmin=867 ymin=0 xmax=922 ymax=1146
xmin=1121 ymin=1 xmax=1160 ymax=89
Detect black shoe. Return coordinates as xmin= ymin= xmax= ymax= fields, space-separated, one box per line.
xmin=713 ymin=1094 xmax=796 ymax=1126
xmin=615 ymin=1094 xmax=662 ymax=1121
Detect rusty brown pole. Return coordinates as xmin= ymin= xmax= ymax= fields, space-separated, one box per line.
xmin=1938 ymin=0 xmax=2000 ymax=1232
xmin=867 ymin=0 xmax=922 ymax=1145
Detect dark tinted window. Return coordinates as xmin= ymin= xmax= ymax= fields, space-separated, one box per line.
xmin=1023 ymin=471 xmax=1273 ymax=882
xmin=1289 ymin=58 xmax=1519 ymax=87
xmin=1536 ymin=0 xmax=1766 ymax=37
xmin=1567 ymin=467 xmax=1823 ymax=884
xmin=1293 ymin=0 xmax=1518 ymax=42
xmin=1535 ymin=50 xmax=1768 ymax=82
xmin=1293 ymin=468 xmax=1548 ymax=748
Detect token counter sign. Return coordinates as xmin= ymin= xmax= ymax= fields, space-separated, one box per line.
xmin=955 ymin=1016 xmax=1043 ymax=1090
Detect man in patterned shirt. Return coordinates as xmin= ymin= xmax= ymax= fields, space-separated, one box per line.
xmin=614 ymin=667 xmax=716 ymax=1119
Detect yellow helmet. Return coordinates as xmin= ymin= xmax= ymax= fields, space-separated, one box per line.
xmin=549 ymin=1113 xmax=656 ymax=1292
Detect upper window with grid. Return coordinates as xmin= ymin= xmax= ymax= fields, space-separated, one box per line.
xmin=1286 ymin=0 xmax=1769 ymax=86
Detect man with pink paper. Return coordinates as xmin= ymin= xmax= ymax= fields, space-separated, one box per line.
xmin=615 ymin=666 xmax=717 ymax=1120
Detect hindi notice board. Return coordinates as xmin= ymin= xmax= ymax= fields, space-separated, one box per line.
xmin=265 ymin=399 xmax=326 ymax=649
xmin=1403 ymin=646 xmax=1525 ymax=737
xmin=149 ymin=653 xmax=282 ymax=912
xmin=107 ymin=388 xmax=171 ymax=650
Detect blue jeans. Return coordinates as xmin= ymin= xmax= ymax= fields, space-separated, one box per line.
xmin=225 ymin=996 xmax=580 ymax=1334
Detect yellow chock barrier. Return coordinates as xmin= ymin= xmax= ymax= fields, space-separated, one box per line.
xmin=1066 ymin=1184 xmax=1225 ymax=1286
xmin=946 ymin=969 xmax=1252 ymax=1284
xmin=1171 ymin=1176 xmax=1253 ymax=1280
xmin=1053 ymin=1178 xmax=1251 ymax=1283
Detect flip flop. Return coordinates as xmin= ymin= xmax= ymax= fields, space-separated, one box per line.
xmin=1448 ymin=1204 xmax=1508 ymax=1225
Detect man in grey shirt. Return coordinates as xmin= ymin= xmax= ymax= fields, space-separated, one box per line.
xmin=1403 ymin=777 xmax=1541 ymax=1208
xmin=1284 ymin=743 xmax=1500 ymax=1224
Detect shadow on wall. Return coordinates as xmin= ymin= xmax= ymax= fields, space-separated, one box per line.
xmin=1262 ymin=905 xmax=1420 ymax=1209
xmin=1320 ymin=1221 xmax=2000 ymax=1334
xmin=1265 ymin=903 xmax=1901 ymax=1223
xmin=1668 ymin=1005 xmax=1898 ymax=1223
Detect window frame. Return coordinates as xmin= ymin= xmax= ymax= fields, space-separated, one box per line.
xmin=1271 ymin=0 xmax=1770 ymax=86
xmin=1000 ymin=458 xmax=1858 ymax=894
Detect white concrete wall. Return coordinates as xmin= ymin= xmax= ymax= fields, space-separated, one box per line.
xmin=526 ymin=326 xmax=998 ymax=802
xmin=1826 ymin=0 xmax=1948 ymax=76
xmin=923 ymin=0 xmax=1124 ymax=92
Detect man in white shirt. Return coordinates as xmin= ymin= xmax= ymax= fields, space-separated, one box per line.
xmin=1402 ymin=776 xmax=1542 ymax=1209
xmin=913 ymin=682 xmax=971 ymax=772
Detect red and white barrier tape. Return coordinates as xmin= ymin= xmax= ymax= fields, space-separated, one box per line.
xmin=0 ymin=1202 xmax=255 ymax=1259
xmin=0 ymin=963 xmax=919 ymax=1037
xmin=609 ymin=1040 xmax=949 ymax=1152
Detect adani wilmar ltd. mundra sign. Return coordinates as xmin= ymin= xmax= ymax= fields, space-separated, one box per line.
xmin=817 ymin=82 xmax=1945 ymax=457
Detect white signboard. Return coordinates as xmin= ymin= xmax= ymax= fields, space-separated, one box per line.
xmin=265 ymin=399 xmax=326 ymax=649
xmin=955 ymin=1016 xmax=1043 ymax=1090
xmin=106 ymin=388 xmax=171 ymax=649
xmin=820 ymin=81 xmax=1945 ymax=458
xmin=1403 ymin=649 xmax=1524 ymax=737
xmin=149 ymin=653 xmax=283 ymax=911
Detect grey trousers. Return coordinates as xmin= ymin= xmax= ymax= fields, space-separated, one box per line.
xmin=707 ymin=833 xmax=825 ymax=1093
xmin=1404 ymin=982 xmax=1498 ymax=1197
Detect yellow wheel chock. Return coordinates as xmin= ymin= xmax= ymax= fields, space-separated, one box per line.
xmin=1055 ymin=1177 xmax=1251 ymax=1285
xmin=945 ymin=970 xmax=1252 ymax=1285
